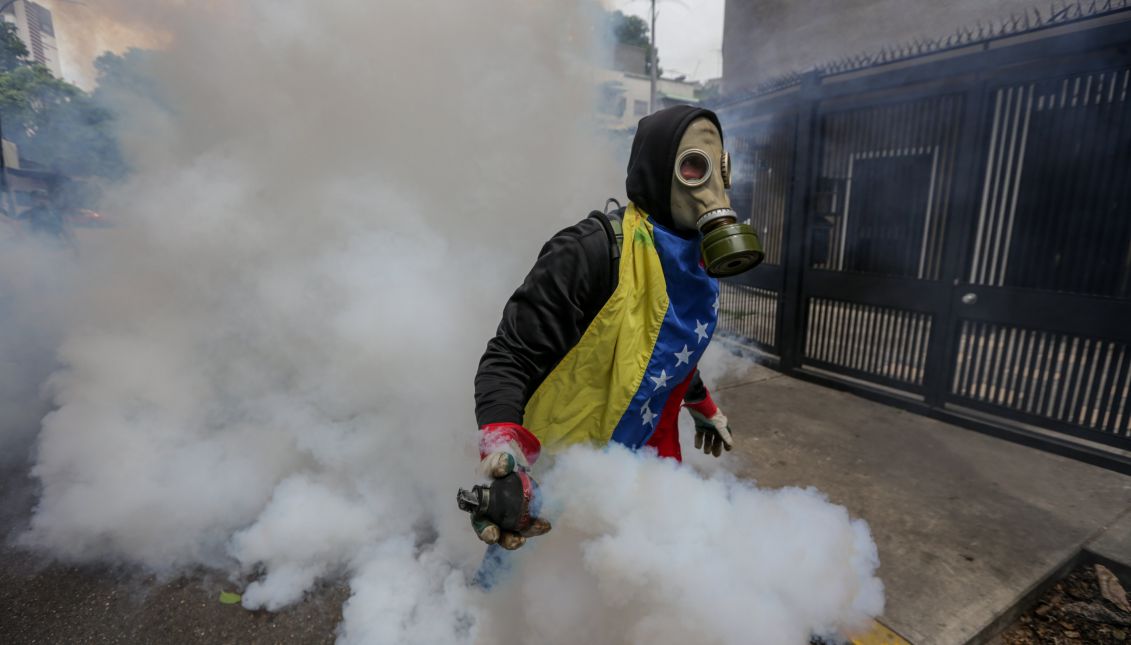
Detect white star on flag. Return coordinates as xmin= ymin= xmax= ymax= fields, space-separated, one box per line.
xmin=713 ymin=294 xmax=720 ymax=315
xmin=695 ymin=320 xmax=709 ymax=344
xmin=674 ymin=345 xmax=692 ymax=367
xmin=641 ymin=399 xmax=656 ymax=427
xmin=650 ymin=369 xmax=671 ymax=390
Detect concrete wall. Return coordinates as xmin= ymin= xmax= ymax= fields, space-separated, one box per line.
xmin=2 ymin=1 xmax=63 ymax=78
xmin=613 ymin=43 xmax=648 ymax=76
xmin=722 ymin=0 xmax=1039 ymax=92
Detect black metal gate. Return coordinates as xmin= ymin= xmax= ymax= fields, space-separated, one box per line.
xmin=716 ymin=6 xmax=1131 ymax=472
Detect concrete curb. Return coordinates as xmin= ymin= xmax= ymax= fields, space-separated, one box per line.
xmin=966 ymin=549 xmax=1089 ymax=644
xmin=852 ymin=619 xmax=914 ymax=644
xmin=1085 ymin=508 xmax=1131 ymax=572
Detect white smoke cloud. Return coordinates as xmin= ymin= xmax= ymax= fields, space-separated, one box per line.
xmin=0 ymin=238 xmax=68 ymax=470
xmin=472 ymin=445 xmax=883 ymax=645
xmin=2 ymin=1 xmax=883 ymax=643
xmin=697 ymin=337 xmax=762 ymax=386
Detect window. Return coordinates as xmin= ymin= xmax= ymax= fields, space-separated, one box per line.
xmin=634 ymin=100 xmax=648 ymax=116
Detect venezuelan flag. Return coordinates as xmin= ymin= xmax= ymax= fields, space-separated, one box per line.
xmin=523 ymin=204 xmax=719 ymax=452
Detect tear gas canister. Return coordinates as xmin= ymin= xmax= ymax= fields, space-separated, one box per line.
xmin=457 ymin=470 xmax=539 ymax=534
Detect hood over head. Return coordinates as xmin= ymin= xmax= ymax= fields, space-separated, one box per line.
xmin=625 ymin=105 xmax=723 ymax=234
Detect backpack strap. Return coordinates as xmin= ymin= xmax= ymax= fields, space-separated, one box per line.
xmin=587 ymin=198 xmax=625 ymax=293
xmin=588 ymin=198 xmax=624 ymax=261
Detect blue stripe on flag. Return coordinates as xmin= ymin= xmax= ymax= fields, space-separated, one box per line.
xmin=611 ymin=220 xmax=719 ymax=448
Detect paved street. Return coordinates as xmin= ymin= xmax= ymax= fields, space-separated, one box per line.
xmin=0 ymin=544 xmax=347 ymax=644
xmin=0 ymin=461 xmax=346 ymax=643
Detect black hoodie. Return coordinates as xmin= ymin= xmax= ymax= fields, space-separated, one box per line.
xmin=474 ymin=106 xmax=719 ymax=426
xmin=626 ymin=105 xmax=723 ymax=236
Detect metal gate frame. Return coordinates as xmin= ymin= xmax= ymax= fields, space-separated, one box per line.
xmin=717 ymin=9 xmax=1131 ymax=473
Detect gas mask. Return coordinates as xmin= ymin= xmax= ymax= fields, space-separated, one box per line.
xmin=670 ymin=118 xmax=763 ymax=277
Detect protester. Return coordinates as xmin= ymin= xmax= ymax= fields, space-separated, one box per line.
xmin=472 ymin=105 xmax=764 ymax=549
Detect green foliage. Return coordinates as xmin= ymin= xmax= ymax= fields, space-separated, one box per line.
xmin=611 ymin=10 xmax=649 ymax=48
xmin=0 ymin=24 xmax=123 ymax=178
xmin=607 ymin=9 xmax=661 ymax=76
xmin=0 ymin=23 xmax=28 ymax=73
xmin=92 ymin=49 xmax=163 ymax=107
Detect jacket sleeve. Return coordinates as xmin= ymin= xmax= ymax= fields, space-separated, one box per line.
xmin=683 ymin=369 xmax=708 ymax=402
xmin=474 ymin=220 xmax=613 ymax=426
xmin=683 ymin=369 xmax=719 ymax=417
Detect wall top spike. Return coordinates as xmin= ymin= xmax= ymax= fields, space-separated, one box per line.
xmin=714 ymin=0 xmax=1130 ymax=108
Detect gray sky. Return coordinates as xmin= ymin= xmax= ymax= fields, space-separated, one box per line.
xmin=611 ymin=0 xmax=725 ymax=81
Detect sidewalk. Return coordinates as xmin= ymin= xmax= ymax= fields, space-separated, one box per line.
xmin=711 ymin=363 xmax=1131 ymax=645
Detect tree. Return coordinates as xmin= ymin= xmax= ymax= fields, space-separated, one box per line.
xmin=0 ymin=24 xmax=123 ymax=178
xmin=0 ymin=23 xmax=28 ymax=73
xmin=607 ymin=9 xmax=661 ymax=76
xmin=612 ymin=10 xmax=649 ymax=48
xmin=90 ymin=48 xmax=168 ymax=119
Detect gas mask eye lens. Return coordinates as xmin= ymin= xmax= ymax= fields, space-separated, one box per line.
xmin=676 ymin=149 xmax=712 ymax=186
xmin=680 ymin=156 xmax=707 ymax=181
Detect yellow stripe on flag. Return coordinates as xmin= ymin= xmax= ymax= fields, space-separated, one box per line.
xmin=523 ymin=205 xmax=668 ymax=452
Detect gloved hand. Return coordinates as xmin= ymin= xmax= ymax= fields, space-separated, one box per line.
xmin=688 ymin=407 xmax=734 ymax=457
xmin=684 ymin=390 xmax=733 ymax=458
xmin=474 ymin=423 xmax=550 ymax=550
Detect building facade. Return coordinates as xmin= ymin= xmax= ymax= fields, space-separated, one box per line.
xmin=2 ymin=0 xmax=61 ymax=77
xmin=595 ymin=43 xmax=703 ymax=131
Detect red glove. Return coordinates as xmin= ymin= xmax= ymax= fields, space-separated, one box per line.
xmin=473 ymin=423 xmax=548 ymax=550
xmin=478 ymin=422 xmax=541 ymax=473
